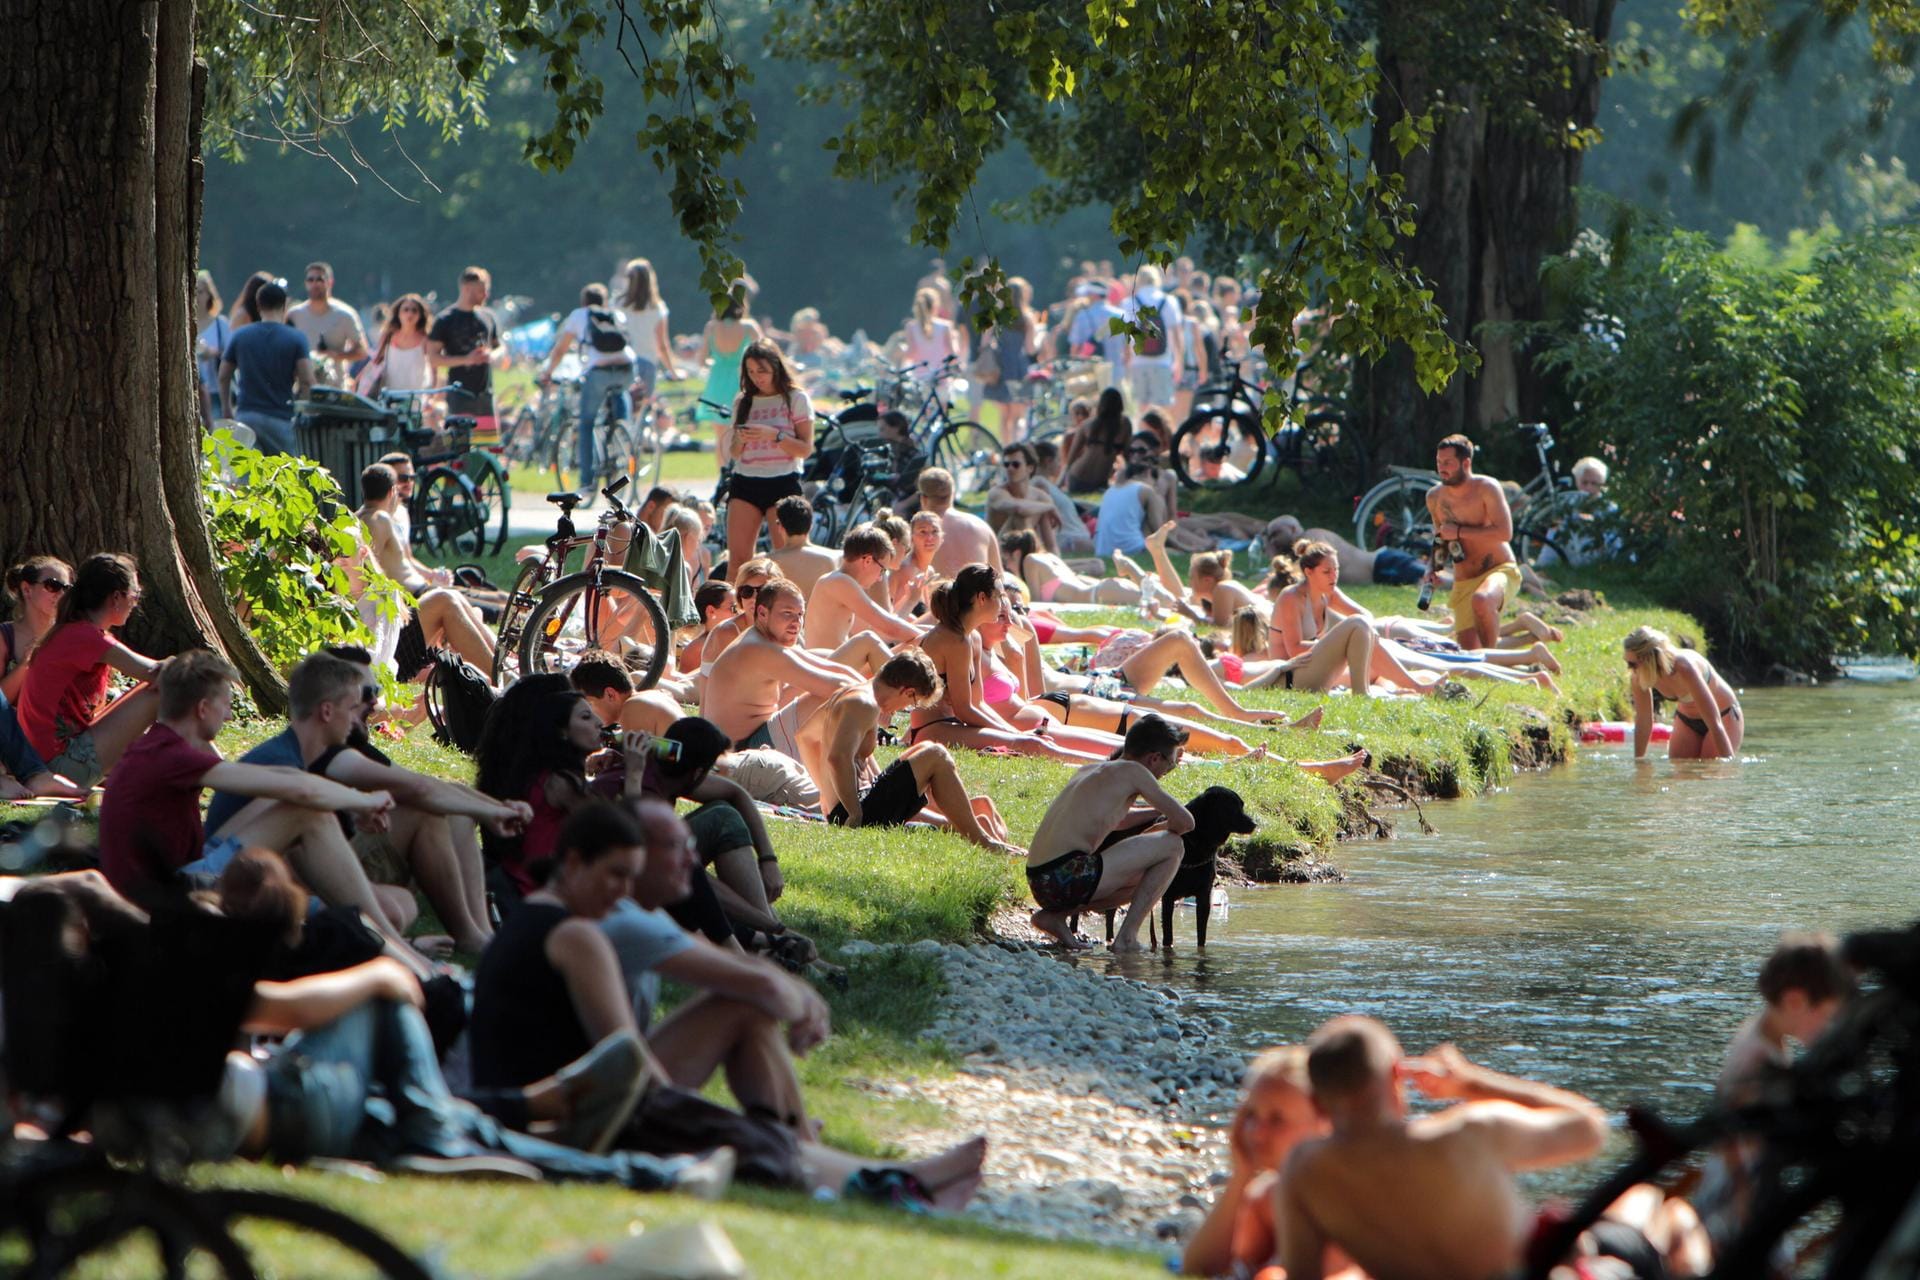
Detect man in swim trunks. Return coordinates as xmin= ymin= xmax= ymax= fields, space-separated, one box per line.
xmin=1425 ymin=434 xmax=1524 ymax=649
xmin=1277 ymin=1016 xmax=1609 ymax=1280
xmin=1023 ymin=714 xmax=1193 ymax=954
xmin=699 ymin=579 xmax=864 ymax=753
xmin=792 ymin=650 xmax=1018 ymax=853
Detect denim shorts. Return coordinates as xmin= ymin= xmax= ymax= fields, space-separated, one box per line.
xmin=174 ymin=833 xmax=248 ymax=891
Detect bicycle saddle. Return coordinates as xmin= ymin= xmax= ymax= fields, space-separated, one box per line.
xmin=547 ymin=492 xmax=582 ymax=511
xmin=839 ymin=386 xmax=873 ymax=403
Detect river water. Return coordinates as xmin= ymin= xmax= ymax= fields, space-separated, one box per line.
xmin=1130 ymin=679 xmax=1919 ymax=1131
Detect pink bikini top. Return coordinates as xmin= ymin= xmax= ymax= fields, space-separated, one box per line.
xmin=982 ymin=651 xmax=1020 ymax=704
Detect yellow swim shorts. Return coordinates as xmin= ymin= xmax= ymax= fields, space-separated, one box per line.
xmin=1449 ymin=561 xmax=1525 ymax=637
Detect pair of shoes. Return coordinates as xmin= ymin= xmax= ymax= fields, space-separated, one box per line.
xmin=552 ymin=1031 xmax=650 ymax=1154
xmin=388 ymin=1152 xmax=542 ymax=1181
xmin=671 ymin=1146 xmax=737 ymax=1202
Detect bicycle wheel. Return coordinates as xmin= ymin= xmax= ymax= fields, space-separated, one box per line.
xmin=596 ymin=420 xmax=638 ymax=495
xmin=491 ymin=556 xmax=550 ymax=685
xmin=1353 ymin=473 xmax=1434 ymax=551
xmin=1513 ymin=524 xmax=1571 ymax=567
xmin=519 ymin=568 xmax=670 ymax=690
xmin=464 ymin=451 xmax=511 ymax=555
xmin=627 ymin=414 xmax=666 ymax=494
xmin=810 ymin=496 xmax=842 ymax=547
xmin=1170 ymin=406 xmax=1266 ymax=489
xmin=10 ymin=1162 xmax=255 ymax=1280
xmin=204 ymin=1187 xmax=434 ymax=1280
xmin=414 ymin=470 xmax=486 ymax=557
xmin=931 ymin=420 xmax=1001 ymax=503
xmin=1284 ymin=410 xmax=1369 ymax=507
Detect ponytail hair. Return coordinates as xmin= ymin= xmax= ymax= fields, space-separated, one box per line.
xmin=933 ymin=563 xmax=999 ymax=631
xmin=33 ymin=553 xmax=136 ymax=661
xmin=5 ymin=555 xmax=71 ymax=605
xmin=1291 ymin=539 xmax=1337 ymax=571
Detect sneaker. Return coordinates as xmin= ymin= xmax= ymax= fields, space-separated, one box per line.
xmin=551 ymin=1031 xmax=650 ymax=1154
xmin=388 ymin=1152 xmax=542 ymax=1181
xmin=671 ymin=1147 xmax=737 ymax=1202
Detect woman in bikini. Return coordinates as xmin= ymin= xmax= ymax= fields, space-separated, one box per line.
xmin=1 ymin=556 xmax=72 ymax=701
xmin=908 ymin=565 xmax=1110 ymax=763
xmin=1142 ymin=521 xmax=1263 ymax=626
xmin=1000 ymin=528 xmax=1164 ymax=608
xmin=1625 ymin=625 xmax=1743 ymax=760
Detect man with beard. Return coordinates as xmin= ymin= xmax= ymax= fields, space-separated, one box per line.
xmin=1424 ymin=435 xmax=1522 ymax=649
xmin=698 ymin=579 xmax=864 ymax=753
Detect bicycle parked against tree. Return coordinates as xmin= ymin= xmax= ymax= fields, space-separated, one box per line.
xmin=1352 ymin=421 xmax=1578 ymax=563
xmin=1168 ymin=352 xmax=1368 ymax=502
xmin=492 ymin=475 xmax=671 ymax=690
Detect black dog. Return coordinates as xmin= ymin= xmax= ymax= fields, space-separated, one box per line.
xmin=1091 ymin=785 xmax=1258 ymax=949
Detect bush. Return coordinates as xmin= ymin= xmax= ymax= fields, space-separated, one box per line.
xmin=1534 ymin=212 xmax=1920 ymax=672
xmin=202 ymin=430 xmax=406 ymax=679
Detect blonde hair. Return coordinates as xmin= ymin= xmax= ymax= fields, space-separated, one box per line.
xmin=1244 ymin=1045 xmax=1310 ymax=1094
xmin=1135 ymin=263 xmax=1164 ymax=290
xmin=1231 ymin=604 xmax=1267 ymax=658
xmin=1623 ymin=625 xmax=1678 ymax=688
xmin=1292 ymin=538 xmax=1337 ymax=571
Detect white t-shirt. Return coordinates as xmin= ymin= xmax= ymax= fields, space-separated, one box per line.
xmin=1123 ymin=289 xmax=1182 ymax=365
xmin=622 ymin=303 xmax=669 ymax=363
xmin=732 ymin=389 xmax=813 ymax=477
xmin=563 ymin=305 xmax=637 ymax=368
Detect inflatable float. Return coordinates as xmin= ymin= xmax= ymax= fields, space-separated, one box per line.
xmin=1579 ymin=721 xmax=1671 ymax=745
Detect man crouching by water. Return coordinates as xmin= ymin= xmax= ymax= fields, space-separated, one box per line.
xmin=1024 ymin=714 xmax=1192 ymax=953
xmin=1278 ymin=1017 xmax=1609 ymax=1280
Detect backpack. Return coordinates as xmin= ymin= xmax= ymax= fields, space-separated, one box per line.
xmin=425 ymin=647 xmax=498 ymax=754
xmin=586 ymin=307 xmax=628 ymax=354
xmin=1134 ymin=298 xmax=1170 ymax=358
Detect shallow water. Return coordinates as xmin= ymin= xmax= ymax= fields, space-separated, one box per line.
xmin=1097 ymin=680 xmax=1920 ymax=1128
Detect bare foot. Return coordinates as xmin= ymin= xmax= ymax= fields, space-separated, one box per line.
xmin=1111 ymin=552 xmax=1146 ymax=583
xmin=1516 ymin=610 xmax=1565 ymax=644
xmin=1306 ymin=748 xmax=1370 ymax=785
xmin=1145 ymin=520 xmax=1176 ymax=553
xmin=1532 ymin=671 xmax=1562 ymax=694
xmin=1110 ymin=934 xmax=1150 ymax=955
xmin=410 ymin=934 xmax=456 ymax=960
xmin=911 ymin=1135 xmax=988 ymax=1211
xmin=1529 ymin=641 xmax=1562 ymax=675
xmin=987 ymin=840 xmax=1028 ymax=858
xmin=1031 ymin=909 xmax=1091 ymax=950
xmin=1289 ymin=706 xmax=1326 ymax=731
xmin=1244 ymin=744 xmax=1270 ymax=762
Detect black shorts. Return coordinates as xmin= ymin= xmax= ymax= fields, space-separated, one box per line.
xmin=727 ymin=472 xmax=804 ymax=514
xmin=828 ymin=756 xmax=926 ymax=828
xmin=394 ymin=609 xmax=429 ymax=680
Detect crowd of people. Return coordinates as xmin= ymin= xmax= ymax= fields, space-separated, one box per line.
xmin=2 ymin=251 xmax=1769 ymax=1270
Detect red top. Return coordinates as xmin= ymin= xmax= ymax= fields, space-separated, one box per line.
xmin=98 ymin=724 xmax=223 ymax=900
xmin=507 ymin=769 xmax=571 ymax=894
xmin=1030 ymin=612 xmax=1058 ymax=645
xmin=17 ymin=622 xmax=114 ymax=759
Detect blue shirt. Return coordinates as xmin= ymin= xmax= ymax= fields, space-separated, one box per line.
xmin=1068 ymin=301 xmax=1127 ymax=369
xmin=1095 ymin=480 xmax=1150 ymax=556
xmin=0 ymin=689 xmax=49 ymax=782
xmin=225 ymin=322 xmax=310 ymax=417
xmin=203 ymin=726 xmax=304 ymax=836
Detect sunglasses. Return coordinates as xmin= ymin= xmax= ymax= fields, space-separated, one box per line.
xmin=36 ymin=579 xmax=70 ymax=594
xmin=1001 ymin=458 xmax=1026 ymax=469
xmin=394 ymin=473 xmax=416 ymax=483
xmin=361 ymin=684 xmax=380 ymax=705
xmin=736 ymin=583 xmax=761 ymax=600
xmin=306 ymin=275 xmax=328 ymax=283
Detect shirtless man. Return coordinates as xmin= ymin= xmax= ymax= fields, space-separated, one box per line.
xmin=793 ymin=650 xmax=1017 ymax=853
xmin=1024 ymin=714 xmax=1193 ymax=954
xmin=699 ymin=579 xmax=865 ymax=753
xmin=571 ymin=650 xmax=685 ymax=739
xmin=354 ymin=463 xmax=496 ymax=676
xmin=986 ymin=442 xmax=1062 ymax=552
xmin=1264 ymin=515 xmax=1427 ymax=587
xmin=766 ymin=496 xmax=838 ymax=596
xmin=918 ymin=467 xmax=1005 ymax=579
xmin=636 ymin=485 xmax=678 ymax=535
xmin=803 ymin=526 xmax=922 ymax=650
xmin=1424 ymin=435 xmax=1522 ymax=649
xmin=1277 ymin=1016 xmax=1608 ymax=1280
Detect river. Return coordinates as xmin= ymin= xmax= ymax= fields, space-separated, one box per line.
xmin=1123 ymin=679 xmax=1919 ymax=1138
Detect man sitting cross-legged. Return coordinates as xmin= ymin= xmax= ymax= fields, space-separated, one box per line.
xmin=793 ymin=650 xmax=1019 ymax=855
xmin=1277 ymin=1016 xmax=1610 ymax=1280
xmin=699 ymin=578 xmax=869 ymax=753
xmin=206 ymin=646 xmax=531 ymax=955
xmin=802 ymin=525 xmax=923 ymax=651
xmin=1024 ymin=713 xmax=1194 ymax=953
xmin=765 ymin=495 xmax=838 ymax=597
xmin=97 ymin=651 xmax=413 ymax=959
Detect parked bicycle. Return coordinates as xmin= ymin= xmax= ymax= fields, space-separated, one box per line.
xmin=1021 ymin=355 xmax=1101 ymax=447
xmin=382 ymin=386 xmax=512 ymax=557
xmin=1168 ymin=353 xmax=1368 ymax=502
xmin=1352 ymin=421 xmax=1577 ymax=562
xmin=492 ymin=475 xmax=671 ymax=690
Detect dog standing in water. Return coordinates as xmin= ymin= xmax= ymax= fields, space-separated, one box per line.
xmin=1089 ymin=785 xmax=1257 ymax=949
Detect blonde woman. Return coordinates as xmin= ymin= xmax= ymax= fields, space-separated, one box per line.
xmin=1625 ymin=626 xmax=1743 ymax=759
xmin=618 ymin=258 xmax=682 ymax=397
xmin=895 ymin=286 xmax=956 ymax=384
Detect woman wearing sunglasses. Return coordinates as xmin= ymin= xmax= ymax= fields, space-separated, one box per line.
xmin=2 ymin=556 xmax=73 ymax=701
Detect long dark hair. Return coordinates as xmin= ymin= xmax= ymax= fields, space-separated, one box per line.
xmin=1090 ymin=387 xmax=1131 ymax=449
xmin=31 ymin=553 xmax=136 ymax=661
xmin=620 ymin=258 xmax=658 ymax=312
xmin=376 ymin=292 xmax=430 ymax=357
xmin=474 ymin=675 xmax=590 ymax=866
xmin=732 ymin=340 xmax=798 ymax=425
xmin=235 ymin=271 xmax=274 ymax=323
xmin=934 ymin=563 xmax=1000 ymax=632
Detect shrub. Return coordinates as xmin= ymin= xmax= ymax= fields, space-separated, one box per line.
xmin=1534 ymin=212 xmax=1920 ymax=672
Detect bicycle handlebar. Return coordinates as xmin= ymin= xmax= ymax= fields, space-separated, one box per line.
xmin=379 ymin=386 xmax=459 ymax=400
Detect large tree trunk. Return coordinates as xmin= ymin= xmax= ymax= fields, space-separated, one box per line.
xmin=0 ymin=0 xmax=285 ymax=710
xmin=1358 ymin=0 xmax=1615 ymax=469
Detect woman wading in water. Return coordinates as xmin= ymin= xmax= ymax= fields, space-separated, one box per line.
xmin=1625 ymin=626 xmax=1744 ymax=760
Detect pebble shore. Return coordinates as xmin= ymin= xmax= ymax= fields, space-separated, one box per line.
xmin=842 ymin=937 xmax=1245 ymax=1250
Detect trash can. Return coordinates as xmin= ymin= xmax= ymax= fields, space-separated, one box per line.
xmin=292 ymin=387 xmax=403 ymax=507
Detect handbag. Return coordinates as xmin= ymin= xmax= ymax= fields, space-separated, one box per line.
xmin=355 ymin=339 xmax=389 ymax=396
xmin=970 ymin=332 xmax=1001 ymax=386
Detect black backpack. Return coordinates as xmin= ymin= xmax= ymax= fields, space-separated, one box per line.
xmin=1135 ymin=299 xmax=1170 ymax=358
xmin=426 ymin=647 xmax=498 ymax=754
xmin=586 ymin=307 xmax=628 ymax=354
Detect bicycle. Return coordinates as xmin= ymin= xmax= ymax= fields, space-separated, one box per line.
xmin=1352 ymin=421 xmax=1577 ymax=562
xmin=1021 ymin=355 xmax=1101 ymax=447
xmin=868 ymin=355 xmax=1000 ymax=503
xmin=492 ymin=475 xmax=671 ymax=690
xmin=381 ymin=386 xmax=512 ymax=557
xmin=1168 ymin=353 xmax=1368 ymax=500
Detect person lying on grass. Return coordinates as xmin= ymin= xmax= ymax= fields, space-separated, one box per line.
xmin=468 ymin=799 xmax=987 ymax=1208
xmin=1024 ymin=713 xmax=1193 ymax=953
xmin=791 ymin=648 xmax=1020 ymax=853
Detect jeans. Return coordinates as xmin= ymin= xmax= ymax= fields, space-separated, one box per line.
xmin=234 ymin=410 xmax=297 ymax=457
xmin=578 ymin=364 xmax=633 ymax=490
xmin=262 ymin=999 xmax=680 ymax=1188
xmin=0 ymin=688 xmax=49 ymax=782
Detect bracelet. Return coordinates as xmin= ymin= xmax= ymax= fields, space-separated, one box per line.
xmin=758 ymin=854 xmax=780 ymax=864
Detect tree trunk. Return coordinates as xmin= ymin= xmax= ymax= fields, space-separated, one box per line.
xmin=1358 ymin=0 xmax=1615 ymax=469
xmin=0 ymin=0 xmax=285 ymax=710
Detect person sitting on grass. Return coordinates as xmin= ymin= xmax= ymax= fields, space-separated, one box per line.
xmin=472 ymin=673 xmax=606 ymax=910
xmin=14 ymin=553 xmax=163 ymax=787
xmin=699 ymin=578 xmax=870 ymax=753
xmin=354 ymin=463 xmax=497 ymax=677
xmin=1030 ymin=439 xmax=1097 ymax=555
xmin=802 ymin=524 xmax=923 ymax=650
xmin=0 ymin=688 xmax=88 ymax=800
xmin=95 ymin=650 xmax=421 ymax=963
xmin=206 ymin=647 xmax=528 ymax=956
xmin=572 ymin=648 xmax=685 ymax=739
xmin=2 ymin=555 xmax=73 ymax=700
xmin=792 ymin=650 xmax=1019 ymax=853
xmin=986 ymin=441 xmax=1063 ymax=550
xmin=899 ymin=512 xmax=946 ymax=614
xmin=676 ymin=579 xmax=738 ymax=676
xmin=469 ymin=798 xmax=987 ymax=1207
xmin=1024 ymin=713 xmax=1194 ymax=953
xmin=766 ymin=495 xmax=838 ymax=597
xmin=690 ymin=556 xmax=780 ymax=699
xmin=919 ymin=467 xmax=1004 ymax=578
